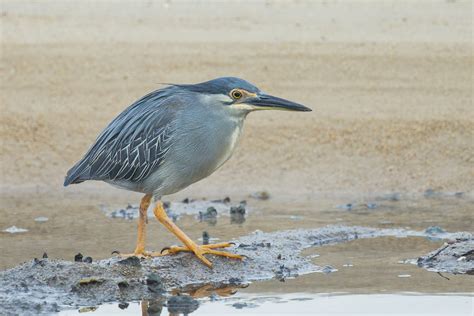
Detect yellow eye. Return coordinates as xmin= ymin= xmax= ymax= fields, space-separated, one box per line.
xmin=231 ymin=90 xmax=243 ymax=100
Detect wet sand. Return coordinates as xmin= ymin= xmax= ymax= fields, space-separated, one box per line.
xmin=0 ymin=1 xmax=473 ymax=313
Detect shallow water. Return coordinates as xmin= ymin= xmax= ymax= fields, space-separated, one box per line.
xmin=59 ymin=293 xmax=473 ymax=316
xmin=1 ymin=191 xmax=473 ymax=315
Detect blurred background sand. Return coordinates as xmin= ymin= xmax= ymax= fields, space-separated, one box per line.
xmin=0 ymin=1 xmax=472 ymax=269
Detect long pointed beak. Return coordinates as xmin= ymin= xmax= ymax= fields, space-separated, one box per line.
xmin=246 ymin=94 xmax=312 ymax=112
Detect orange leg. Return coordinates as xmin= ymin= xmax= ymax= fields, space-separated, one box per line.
xmin=150 ymin=201 xmax=243 ymax=268
xmin=118 ymin=194 xmax=152 ymax=257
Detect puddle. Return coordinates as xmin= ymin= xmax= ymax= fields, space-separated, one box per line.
xmin=56 ymin=293 xmax=473 ymax=316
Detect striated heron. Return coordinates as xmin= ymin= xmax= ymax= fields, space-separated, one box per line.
xmin=64 ymin=77 xmax=311 ymax=267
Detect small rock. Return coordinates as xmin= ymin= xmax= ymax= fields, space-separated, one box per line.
xmin=250 ymin=191 xmax=270 ymax=200
xmin=230 ymin=204 xmax=246 ymax=215
xmin=118 ymin=302 xmax=129 ymax=309
xmin=32 ymin=258 xmax=45 ymax=267
xmin=83 ymin=256 xmax=93 ymax=263
xmin=275 ymin=264 xmax=291 ymax=281
xmin=74 ymin=253 xmax=83 ymax=262
xmin=238 ymin=243 xmax=257 ymax=250
xmin=167 ymin=295 xmax=199 ymax=314
xmin=42 ymin=252 xmax=48 ymax=259
xmin=117 ymin=256 xmax=141 ymax=266
xmin=227 ymin=277 xmax=243 ymax=285
xmin=230 ymin=203 xmax=246 ymax=224
xmin=199 ymin=207 xmax=217 ymax=219
xmin=232 ymin=302 xmax=248 ymax=309
xmin=202 ymin=231 xmax=210 ymax=245
xmin=146 ymin=273 xmax=165 ymax=293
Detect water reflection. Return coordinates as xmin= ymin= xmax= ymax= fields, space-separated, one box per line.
xmin=111 ymin=283 xmax=248 ymax=316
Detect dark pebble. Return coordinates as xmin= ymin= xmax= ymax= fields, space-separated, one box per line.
xmin=228 ymin=277 xmax=242 ymax=285
xmin=117 ymin=280 xmax=129 ymax=289
xmin=202 ymin=231 xmax=210 ymax=245
xmin=232 ymin=302 xmax=248 ymax=309
xmin=117 ymin=256 xmax=141 ymax=266
xmin=167 ymin=295 xmax=199 ymax=314
xmin=238 ymin=243 xmax=257 ymax=250
xmin=83 ymin=256 xmax=93 ymax=263
xmin=146 ymin=273 xmax=165 ymax=293
xmin=182 ymin=198 xmax=190 ymax=203
xmin=230 ymin=204 xmax=246 ymax=215
xmin=42 ymin=252 xmax=48 ymax=259
xmin=74 ymin=253 xmax=83 ymax=262
xmin=118 ymin=302 xmax=129 ymax=310
xmin=32 ymin=258 xmax=45 ymax=267
xmin=200 ymin=207 xmax=217 ymax=219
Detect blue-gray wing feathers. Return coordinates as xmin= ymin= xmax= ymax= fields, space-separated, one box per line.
xmin=64 ymin=89 xmax=176 ymax=186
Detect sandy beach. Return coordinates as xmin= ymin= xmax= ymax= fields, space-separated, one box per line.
xmin=1 ymin=0 xmax=472 ymax=199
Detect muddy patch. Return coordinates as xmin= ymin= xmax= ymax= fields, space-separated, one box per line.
xmin=0 ymin=225 xmax=472 ymax=315
xmin=416 ymin=239 xmax=474 ymax=275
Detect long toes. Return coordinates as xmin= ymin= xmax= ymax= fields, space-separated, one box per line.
xmin=204 ymin=249 xmax=244 ymax=260
xmin=201 ymin=242 xmax=235 ymax=249
xmin=162 ymin=246 xmax=190 ymax=254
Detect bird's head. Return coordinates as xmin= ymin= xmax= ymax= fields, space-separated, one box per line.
xmin=176 ymin=77 xmax=312 ymax=114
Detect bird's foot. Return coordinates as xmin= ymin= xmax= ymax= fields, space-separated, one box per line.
xmin=113 ymin=247 xmax=152 ymax=258
xmin=152 ymin=242 xmax=244 ymax=267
